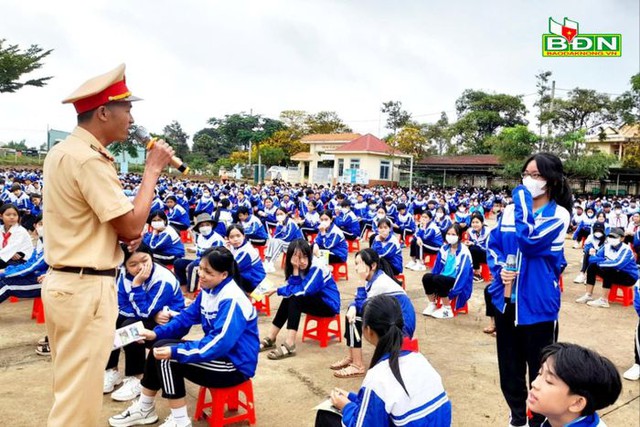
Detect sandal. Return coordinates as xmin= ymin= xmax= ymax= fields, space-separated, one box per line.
xmin=259 ymin=337 xmax=276 ymax=352
xmin=333 ymin=364 xmax=365 ymax=379
xmin=329 ymin=356 xmax=353 ymax=371
xmin=267 ymin=342 xmax=296 ymax=360
xmin=483 ymin=326 xmax=496 ymax=334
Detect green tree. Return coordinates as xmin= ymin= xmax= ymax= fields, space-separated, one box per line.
xmin=614 ymin=73 xmax=640 ymax=126
xmin=305 ymin=111 xmax=352 ymax=134
xmin=452 ymin=89 xmax=528 ymax=154
xmin=550 ymin=88 xmax=616 ymax=141
xmin=191 ymin=133 xmax=216 ymax=162
xmin=423 ymin=112 xmax=451 ymax=155
xmin=280 ymin=110 xmax=309 ymax=137
xmin=259 ymin=129 xmax=307 ymax=161
xmin=162 ymin=120 xmax=190 ymax=160
xmin=388 ymin=126 xmax=428 ymax=158
xmin=564 ymin=152 xmax=617 ymax=192
xmin=489 ymin=126 xmax=538 ymax=178
xmin=2 ymin=140 xmax=28 ymax=151
xmin=381 ymin=101 xmax=411 ymax=135
xmin=0 ymin=39 xmax=53 ymax=93
xmin=109 ymin=126 xmax=140 ymax=159
xmin=259 ymin=146 xmax=286 ymax=166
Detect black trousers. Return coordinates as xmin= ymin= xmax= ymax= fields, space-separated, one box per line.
xmin=248 ymin=237 xmax=267 ymax=246
xmin=468 ymin=244 xmax=487 ymax=270
xmin=106 ymin=316 xmax=157 ymax=376
xmin=586 ymin=264 xmax=636 ymax=289
xmin=0 ymin=272 xmax=41 ymax=304
xmin=422 ymin=273 xmax=455 ymax=298
xmin=344 ymin=313 xmax=363 ymax=348
xmin=635 ymin=319 xmax=640 ymax=365
xmin=174 ymin=258 xmax=199 ymax=293
xmin=140 ymin=339 xmax=247 ymax=399
xmin=484 ymin=285 xmax=495 ymax=317
xmin=272 ymin=295 xmax=336 ymax=331
xmin=575 ymin=228 xmax=590 ymax=242
xmin=495 ymin=301 xmax=557 ymax=427
xmin=169 ymin=221 xmax=189 ymax=231
xmin=315 ymin=410 xmax=342 ymax=427
xmin=409 ymin=240 xmax=438 ymax=259
xmin=343 ymin=231 xmax=357 ymax=241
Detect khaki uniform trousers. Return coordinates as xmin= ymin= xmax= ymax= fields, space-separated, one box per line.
xmin=42 ymin=270 xmax=117 ymax=427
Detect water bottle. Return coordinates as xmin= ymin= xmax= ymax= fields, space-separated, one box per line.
xmin=504 ymin=254 xmax=517 ymax=300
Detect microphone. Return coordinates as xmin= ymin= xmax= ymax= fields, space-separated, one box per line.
xmin=133 ymin=126 xmax=190 ymax=175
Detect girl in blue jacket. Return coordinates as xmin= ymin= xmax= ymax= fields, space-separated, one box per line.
xmin=143 ymin=211 xmax=185 ymax=266
xmin=406 ymin=211 xmax=443 ymax=272
xmin=165 ymin=196 xmax=190 ymax=231
xmin=262 ymin=207 xmax=304 ymax=273
xmin=226 ymin=224 xmax=266 ymax=293
xmin=422 ymin=224 xmax=473 ymax=319
xmin=110 ymin=247 xmax=259 ymax=427
xmin=314 ymin=210 xmax=348 ymax=264
xmin=434 ymin=206 xmax=452 ymax=237
xmin=330 ymin=249 xmax=416 ymax=379
xmin=318 ymin=294 xmax=451 ymax=427
xmin=258 ymin=239 xmax=340 ymax=360
xmin=334 ymin=200 xmax=361 ymax=240
xmin=572 ymin=222 xmax=606 ymax=285
xmin=465 ymin=212 xmax=489 ymax=283
xmin=371 ymin=218 xmax=403 ymax=276
xmin=486 ymin=153 xmax=572 ymax=427
xmin=395 ymin=203 xmax=416 ymax=245
xmin=237 ymin=206 xmax=269 ymax=246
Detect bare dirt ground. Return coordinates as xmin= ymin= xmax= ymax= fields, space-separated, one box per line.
xmin=1 ymin=234 xmax=639 ymax=426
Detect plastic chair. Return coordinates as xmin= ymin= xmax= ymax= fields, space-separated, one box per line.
xmin=301 ymin=313 xmax=342 ymax=348
xmin=330 ymin=262 xmax=349 ymax=282
xmin=252 ymin=295 xmax=271 ymax=316
xmin=435 ymin=296 xmax=468 ymax=316
xmin=307 ymin=233 xmax=318 ymax=245
xmin=253 ymin=245 xmax=267 ymax=261
xmin=194 ymin=380 xmax=256 ymax=427
xmin=608 ymin=284 xmax=634 ymax=306
xmin=179 ymin=229 xmax=193 ymax=243
xmin=395 ymin=274 xmax=406 ymax=290
xmin=480 ymin=263 xmax=492 ymax=282
xmin=423 ymin=254 xmax=437 ymax=269
xmin=9 ymin=296 xmax=19 ymax=303
xmin=347 ymin=239 xmax=360 ymax=253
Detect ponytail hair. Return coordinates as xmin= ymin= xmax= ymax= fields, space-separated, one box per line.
xmin=356 ymin=248 xmax=401 ymax=286
xmin=202 ymin=246 xmax=242 ymax=285
xmin=363 ymin=294 xmax=408 ymax=395
xmin=522 ymin=153 xmax=572 ymax=214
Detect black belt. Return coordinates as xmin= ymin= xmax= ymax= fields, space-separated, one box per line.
xmin=52 ymin=266 xmax=117 ymax=277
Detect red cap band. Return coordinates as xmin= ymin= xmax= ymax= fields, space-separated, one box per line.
xmin=72 ymin=80 xmax=131 ymax=114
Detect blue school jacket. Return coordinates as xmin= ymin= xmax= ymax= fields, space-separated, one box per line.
xmin=454 ymin=210 xmax=471 ymax=226
xmin=589 ymin=243 xmax=639 ymax=279
xmin=314 ymin=223 xmax=348 ymax=262
xmin=432 ymin=244 xmax=474 ymax=310
xmin=486 ymin=185 xmax=571 ymax=326
xmin=342 ymin=351 xmax=451 ymax=427
xmin=385 ymin=203 xmax=399 ymax=223
xmin=434 ymin=215 xmax=452 ymax=235
xmin=242 ymin=214 xmax=269 ymax=241
xmin=2 ymin=239 xmax=47 ymax=278
xmin=541 ymin=413 xmax=605 ymax=427
xmin=154 ymin=277 xmax=259 ymax=378
xmin=467 ymin=225 xmax=489 ymax=250
xmin=117 ymin=263 xmax=184 ymax=319
xmin=232 ymin=240 xmax=266 ymax=293
xmin=276 ymin=264 xmax=340 ymax=314
xmin=335 ymin=210 xmax=361 ymax=237
xmin=397 ymin=212 xmax=416 ymax=233
xmin=414 ymin=222 xmax=444 ymax=252
xmin=167 ymin=204 xmax=190 ymax=229
xmin=372 ymin=233 xmax=404 ymax=274
xmin=143 ymin=226 xmax=185 ymax=259
xmin=274 ymin=219 xmax=303 ymax=242
xmin=195 ymin=197 xmax=215 ymax=215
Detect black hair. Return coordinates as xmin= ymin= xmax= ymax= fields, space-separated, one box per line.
xmin=0 ymin=203 xmax=21 ymax=219
xmin=201 ymin=246 xmax=243 ymax=285
xmin=319 ymin=209 xmax=334 ymax=220
xmin=522 ymin=153 xmax=573 ymax=214
xmin=363 ymin=294 xmax=408 ymax=395
xmin=540 ymin=342 xmax=621 ymax=416
xmin=147 ymin=210 xmax=168 ymax=224
xmin=470 ymin=212 xmax=485 ymax=224
xmin=237 ymin=206 xmax=250 ymax=216
xmin=121 ymin=242 xmax=153 ymax=265
xmin=376 ymin=217 xmax=393 ymax=229
xmin=226 ymin=223 xmax=245 ymax=237
xmin=446 ymin=223 xmax=462 ymax=238
xmin=356 ymin=248 xmax=400 ymax=285
xmin=340 ymin=200 xmax=351 ymax=208
xmin=284 ymin=238 xmax=313 ymax=279
xmin=422 ymin=210 xmax=434 ymax=220
xmin=397 ymin=203 xmax=407 ymax=211
xmin=335 ymin=193 xmax=345 ymax=200
xmin=307 ymin=200 xmax=318 ymax=209
xmin=210 ymin=198 xmax=231 ymax=227
xmin=165 ymin=195 xmax=177 ymax=203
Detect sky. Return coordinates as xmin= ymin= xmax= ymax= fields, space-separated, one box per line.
xmin=0 ymin=0 xmax=638 ymax=148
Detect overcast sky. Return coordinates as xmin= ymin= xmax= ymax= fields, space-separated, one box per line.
xmin=0 ymin=0 xmax=638 ymax=148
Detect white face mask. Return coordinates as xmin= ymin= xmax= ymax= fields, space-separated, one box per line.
xmin=607 ymin=236 xmax=621 ymax=247
xmin=376 ymin=213 xmax=385 ymax=219
xmin=199 ymin=226 xmax=212 ymax=236
xmin=320 ymin=220 xmax=331 ymax=229
xmin=36 ymin=226 xmax=44 ymax=237
xmin=277 ymin=215 xmax=286 ymax=223
xmin=436 ymin=212 xmax=444 ymax=219
xmin=615 ymin=209 xmax=622 ymax=215
xmin=593 ymin=232 xmax=603 ymax=239
xmin=151 ymin=221 xmax=165 ymax=230
xmin=458 ymin=207 xmax=465 ymax=212
xmin=202 ymin=193 xmax=211 ymax=198
xmin=522 ymin=176 xmax=547 ymax=198
xmin=446 ymin=235 xmax=459 ymax=245
xmin=335 ymin=207 xmax=343 ymax=214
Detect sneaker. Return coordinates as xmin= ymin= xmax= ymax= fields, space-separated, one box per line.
xmin=263 ymin=261 xmax=275 ymax=273
xmin=623 ymin=363 xmax=640 ymax=381
xmin=104 ymin=369 xmax=123 ymax=394
xmin=405 ymin=260 xmax=417 ymax=270
xmin=414 ymin=263 xmax=426 ymax=271
xmin=575 ymin=293 xmax=593 ymax=304
xmin=112 ymin=377 xmax=142 ymax=401
xmin=158 ymin=415 xmax=192 ymax=427
xmin=587 ymin=297 xmax=610 ymax=308
xmin=109 ymin=401 xmax=158 ymax=427
xmin=573 ymin=273 xmax=586 ymax=284
xmin=473 ymin=275 xmax=484 ymax=283
xmin=35 ymin=340 xmax=50 ymax=356
xmin=422 ymin=302 xmax=437 ymax=316
xmin=431 ymin=306 xmax=453 ymax=319
xmin=572 ymin=242 xmax=580 ymax=249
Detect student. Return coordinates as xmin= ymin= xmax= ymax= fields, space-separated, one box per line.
xmin=486 ymin=152 xmax=572 ymax=427
xmin=262 ymin=207 xmax=303 ymax=273
xmin=465 ymin=212 xmax=489 ymax=283
xmin=237 ymin=206 xmax=269 ymax=246
xmin=434 ymin=205 xmax=452 ymax=237
xmin=395 ymin=203 xmax=416 ymax=245
xmin=109 ymin=247 xmax=259 ymax=427
xmin=104 ymin=244 xmax=184 ymax=402
xmin=317 ymin=294 xmax=451 ymax=427
xmin=371 ymin=218 xmax=403 ymax=276
xmin=383 ymin=196 xmax=398 ymax=223
xmin=359 ymin=200 xmax=378 ymax=240
xmin=406 ymin=211 xmax=443 ymax=271
xmin=0 ymin=203 xmax=33 ymax=269
xmin=571 ymin=207 xmax=596 ymax=249
xmin=330 ymin=249 xmax=416 ymax=379
xmin=298 ymin=199 xmax=321 ymax=239
xmin=165 ymin=196 xmax=190 ymax=231
xmin=226 ymin=224 xmax=266 ymax=293
xmin=0 ymin=214 xmax=46 ymax=304
xmin=529 ymin=342 xmax=622 ymax=427
xmin=334 ymin=200 xmax=361 ymax=241
xmin=573 ymin=222 xmax=606 ymax=284
xmin=211 ymin=198 xmax=234 ymax=236
xmin=143 ymin=210 xmax=185 ymax=266
xmin=421 ymin=224 xmax=474 ymax=319
xmin=313 ymin=210 xmax=348 ymax=264
xmin=259 ymin=239 xmax=340 ymax=360
xmin=257 ymin=197 xmax=278 ymax=230
xmin=194 ymin=188 xmax=215 ymax=215
xmin=575 ymin=227 xmax=638 ymax=308
xmin=623 ymin=283 xmax=640 ymax=381
xmin=454 ymin=202 xmax=471 ymax=232
xmin=9 ymin=183 xmax=30 ymax=215
xmin=608 ymin=202 xmax=628 ymax=229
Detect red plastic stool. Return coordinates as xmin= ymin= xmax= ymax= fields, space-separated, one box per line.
xmin=252 ymin=295 xmax=271 ymax=316
xmin=179 ymin=230 xmax=193 ymax=243
xmin=302 ymin=313 xmax=342 ymax=347
xmin=307 ymin=233 xmax=318 ymax=245
xmin=423 ymin=254 xmax=437 ymax=269
xmin=253 ymin=245 xmax=267 ymax=261
xmin=9 ymin=296 xmax=19 ymax=303
xmin=435 ymin=296 xmax=468 ymax=316
xmin=280 ymin=253 xmax=287 ymax=269
xmin=194 ymin=380 xmax=256 ymax=427
xmin=480 ymin=263 xmax=492 ymax=282
xmin=559 ymin=275 xmax=564 ymax=292
xmin=31 ymin=297 xmax=45 ymax=324
xmin=401 ymin=336 xmax=419 ymax=352
xmin=348 ymin=239 xmax=360 ymax=253
xmin=330 ymin=262 xmax=349 ymax=282
xmin=608 ymin=284 xmax=634 ymax=306
xmin=363 ymin=229 xmax=373 ymax=243
xmin=395 ymin=274 xmax=406 ymax=290
xmin=403 ymin=234 xmax=413 ymax=248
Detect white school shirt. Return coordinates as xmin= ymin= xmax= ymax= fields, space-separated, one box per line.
xmin=0 ymin=224 xmax=34 ymax=262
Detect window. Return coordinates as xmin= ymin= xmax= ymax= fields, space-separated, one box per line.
xmin=338 ymin=159 xmax=344 ymax=177
xmin=380 ymin=160 xmax=390 ymax=180
xmin=350 ymin=159 xmax=360 ymax=170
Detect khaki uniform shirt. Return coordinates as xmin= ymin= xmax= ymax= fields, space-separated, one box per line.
xmin=43 ymin=126 xmax=134 ymax=269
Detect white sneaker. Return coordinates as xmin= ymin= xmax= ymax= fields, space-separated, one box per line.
xmin=623 ymin=363 xmax=640 ymax=381
xmin=104 ymin=369 xmax=123 ymax=394
xmin=431 ymin=306 xmax=453 ymax=319
xmin=587 ymin=297 xmax=610 ymax=308
xmin=158 ymin=415 xmax=192 ymax=427
xmin=109 ymin=401 xmax=158 ymax=427
xmin=575 ymin=293 xmax=593 ymax=304
xmin=422 ymin=302 xmax=438 ymax=316
xmin=414 ymin=263 xmax=426 ymax=271
xmin=405 ymin=260 xmax=417 ymax=270
xmin=111 ymin=376 xmax=142 ymax=401
xmin=263 ymin=261 xmax=276 ymax=273
xmin=573 ymin=273 xmax=586 ymax=284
